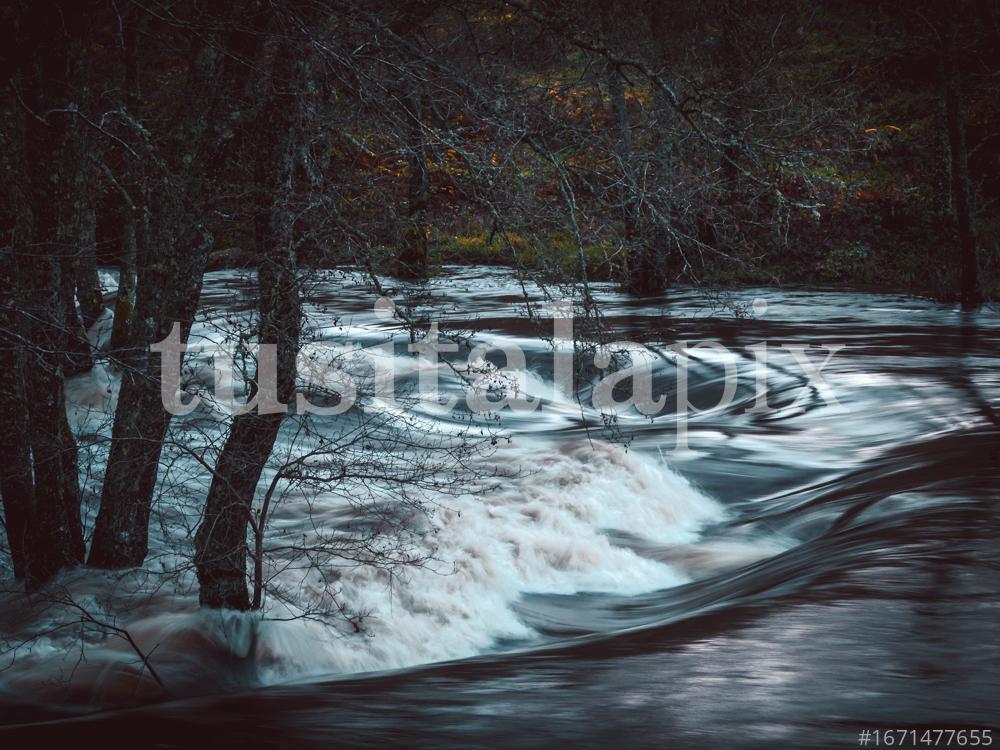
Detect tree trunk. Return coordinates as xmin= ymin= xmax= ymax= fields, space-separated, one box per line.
xmin=608 ymin=62 xmax=650 ymax=292
xmin=646 ymin=0 xmax=678 ymax=288
xmin=604 ymin=5 xmax=660 ymax=294
xmin=195 ymin=43 xmax=303 ymax=610
xmin=387 ymin=5 xmax=444 ymax=281
xmin=87 ymin=222 xmax=213 ymax=568
xmin=89 ymin=8 xmax=266 ymax=568
xmin=718 ymin=1 xmax=744 ymax=198
xmin=194 ymin=211 xmax=300 ymax=611
xmin=109 ymin=13 xmax=144 ymax=353
xmin=68 ymin=95 xmax=103 ymax=334
xmin=22 ymin=128 xmax=88 ymax=588
xmin=193 ymin=398 xmax=292 ymax=610
xmin=0 ymin=100 xmax=36 ymax=581
xmin=76 ymin=203 xmax=104 ymax=331
xmin=398 ymin=94 xmax=430 ymax=279
xmin=59 ymin=1 xmax=99 ymax=374
xmin=110 ymin=205 xmax=139 ymax=352
xmin=0 ymin=356 xmax=34 ymax=580
xmin=941 ymin=13 xmax=980 ymax=308
xmin=61 ymin=256 xmax=94 ymax=377
xmin=3 ymin=1 xmax=92 ymax=588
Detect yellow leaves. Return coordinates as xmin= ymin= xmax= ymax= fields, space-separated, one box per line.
xmin=450 ymin=231 xmax=528 ymax=254
xmin=624 ymin=88 xmax=653 ymax=108
xmin=455 ymin=234 xmax=485 ymax=249
xmin=864 ymin=124 xmax=903 ymax=134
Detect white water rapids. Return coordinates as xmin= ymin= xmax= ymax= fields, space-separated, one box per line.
xmin=0 ymin=268 xmax=791 ymax=705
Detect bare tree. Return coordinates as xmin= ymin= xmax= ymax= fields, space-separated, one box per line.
xmin=89 ymin=1 xmax=271 ymax=569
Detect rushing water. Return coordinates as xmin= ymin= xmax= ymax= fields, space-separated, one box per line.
xmin=2 ymin=267 xmax=999 ymax=747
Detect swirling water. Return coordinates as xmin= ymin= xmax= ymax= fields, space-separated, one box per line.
xmin=2 ymin=266 xmax=999 ymax=748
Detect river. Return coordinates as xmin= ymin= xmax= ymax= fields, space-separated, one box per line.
xmin=1 ymin=266 xmax=998 ymax=748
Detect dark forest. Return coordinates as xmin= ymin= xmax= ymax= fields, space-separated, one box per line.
xmin=1 ymin=2 xmax=998 ymax=747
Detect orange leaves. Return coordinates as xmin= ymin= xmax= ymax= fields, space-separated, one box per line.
xmin=864 ymin=124 xmax=903 ymax=135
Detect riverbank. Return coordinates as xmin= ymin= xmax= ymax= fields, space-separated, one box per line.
xmin=205 ymin=230 xmax=1000 ymax=303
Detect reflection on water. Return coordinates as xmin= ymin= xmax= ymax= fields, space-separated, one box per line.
xmin=2 ymin=267 xmax=999 ymax=747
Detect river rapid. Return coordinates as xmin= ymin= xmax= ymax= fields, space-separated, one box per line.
xmin=1 ymin=266 xmax=998 ymax=748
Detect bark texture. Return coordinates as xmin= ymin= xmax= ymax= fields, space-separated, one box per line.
xmin=89 ymin=5 xmax=266 ymax=568
xmin=194 ymin=41 xmax=304 ymax=609
xmin=0 ymin=1 xmax=93 ymax=587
